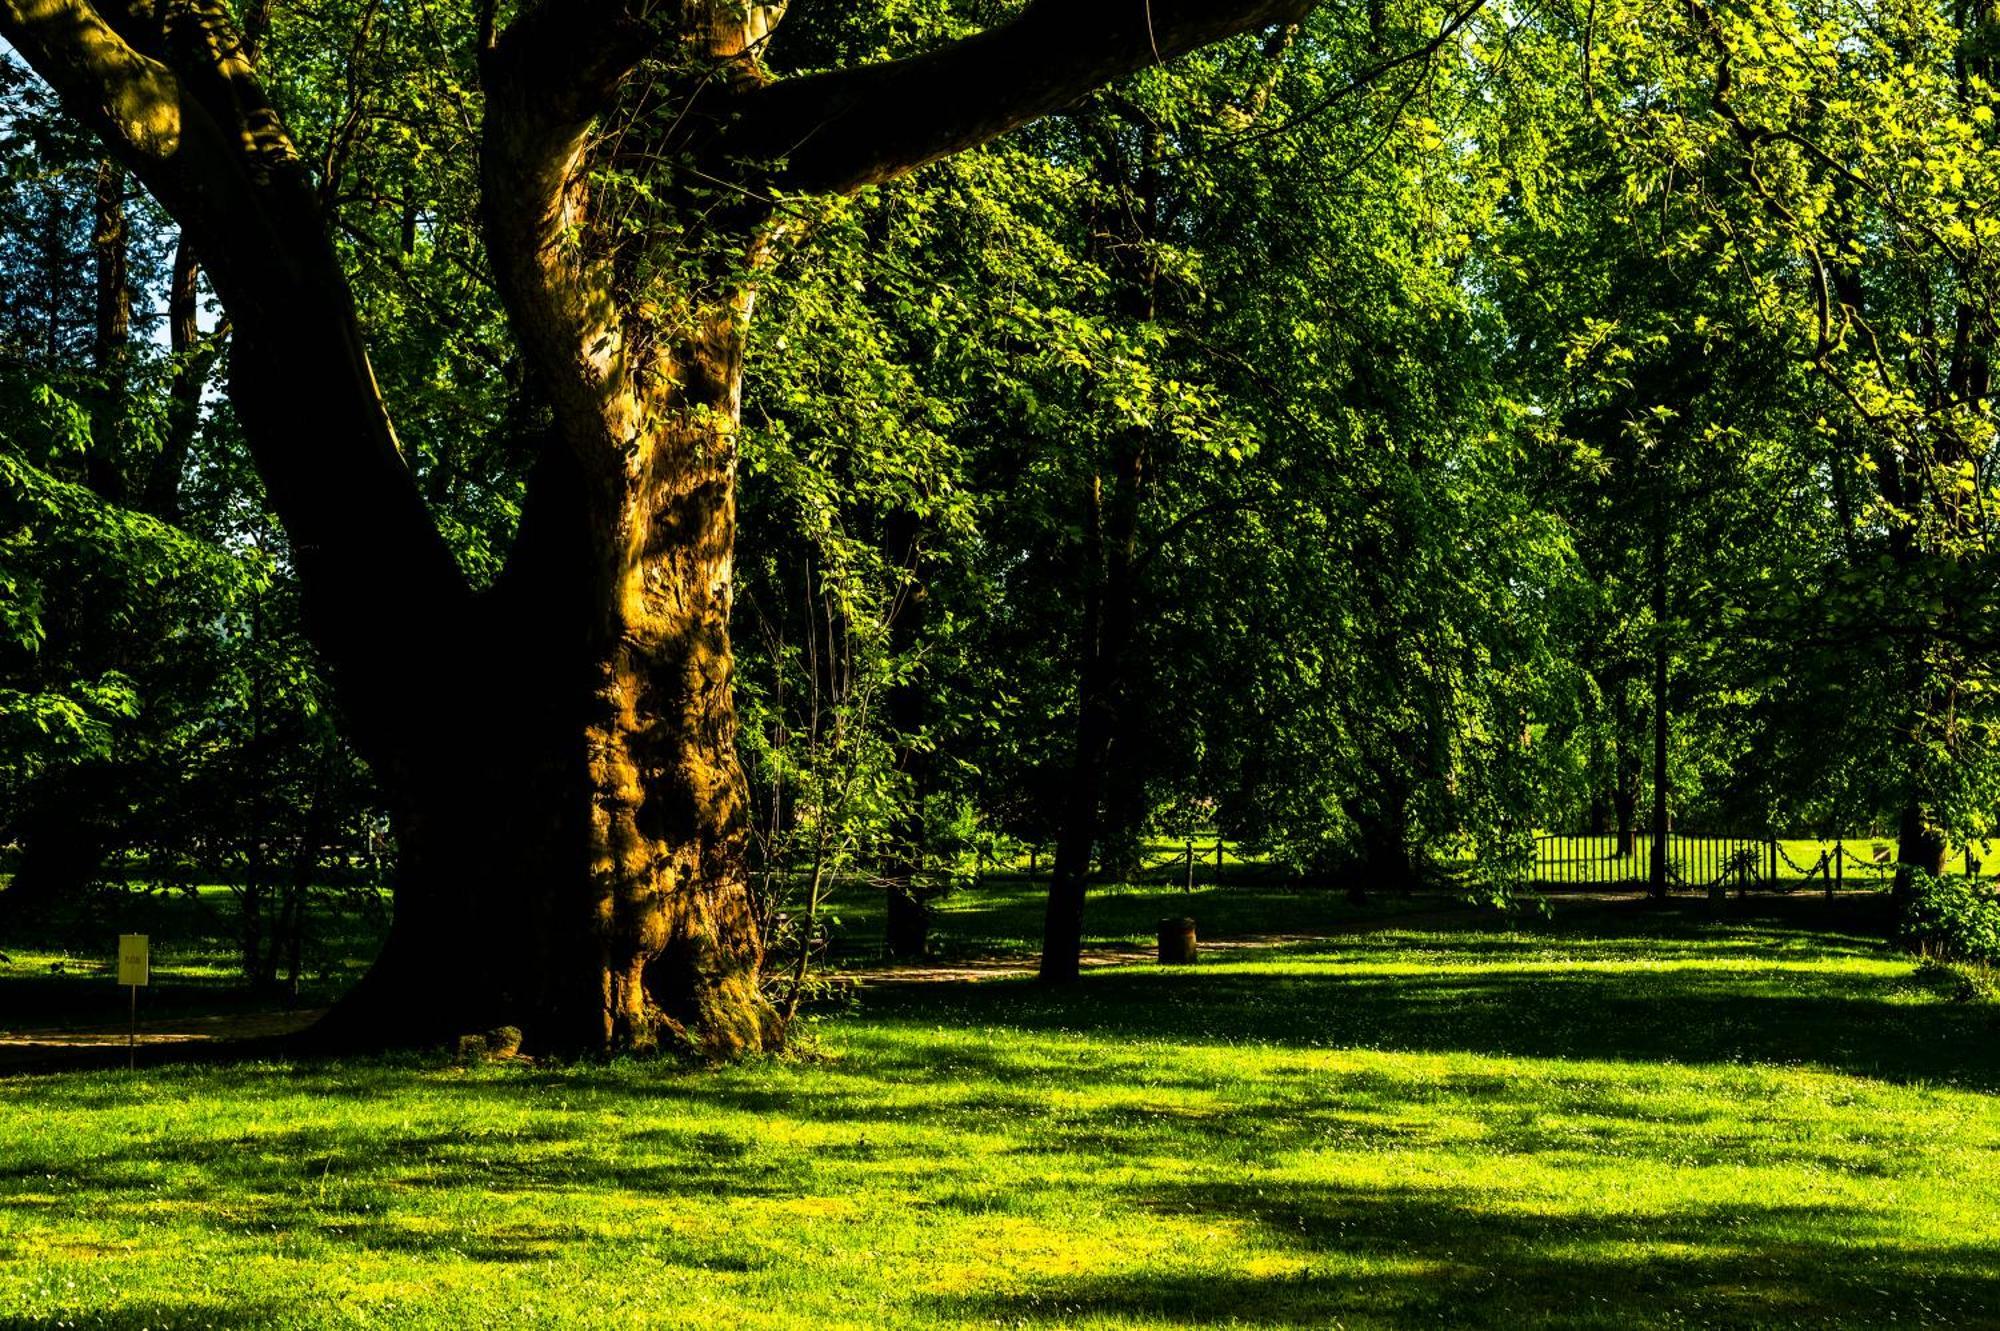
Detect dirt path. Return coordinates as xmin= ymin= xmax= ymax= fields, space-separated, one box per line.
xmin=0 ymin=1007 xmax=323 ymax=1073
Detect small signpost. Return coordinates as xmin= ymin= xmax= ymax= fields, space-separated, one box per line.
xmin=118 ymin=934 xmax=148 ymax=1068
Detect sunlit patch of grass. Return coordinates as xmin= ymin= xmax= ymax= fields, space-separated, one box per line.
xmin=3 ymin=904 xmax=1997 ymax=1328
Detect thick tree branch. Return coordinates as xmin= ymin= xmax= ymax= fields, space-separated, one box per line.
xmin=720 ymin=0 xmax=1324 ymax=194
xmin=0 ymin=0 xmax=183 ymax=161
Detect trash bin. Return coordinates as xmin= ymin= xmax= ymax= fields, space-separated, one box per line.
xmin=1158 ymin=916 xmax=1197 ymax=964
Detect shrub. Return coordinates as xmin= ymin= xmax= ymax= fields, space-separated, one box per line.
xmin=1899 ymin=870 xmax=2000 ymax=965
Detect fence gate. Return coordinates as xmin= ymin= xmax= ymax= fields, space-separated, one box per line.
xmin=1531 ymin=834 xmax=1770 ymax=892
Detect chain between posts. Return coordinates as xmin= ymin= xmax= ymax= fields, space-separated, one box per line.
xmin=1772 ymin=842 xmax=1825 ymax=875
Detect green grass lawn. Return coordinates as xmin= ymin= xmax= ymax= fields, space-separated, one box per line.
xmin=3 ymin=895 xmax=1997 ymax=1328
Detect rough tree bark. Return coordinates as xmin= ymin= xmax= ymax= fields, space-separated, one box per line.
xmin=2 ymin=0 xmax=1323 ymax=1054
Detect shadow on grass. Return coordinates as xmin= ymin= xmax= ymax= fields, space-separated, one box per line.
xmin=854 ymin=897 xmax=2000 ymax=1092
xmin=933 ymin=1181 xmax=2000 ymax=1328
xmin=829 ymin=877 xmax=1462 ymax=962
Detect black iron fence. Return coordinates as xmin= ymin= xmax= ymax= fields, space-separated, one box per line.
xmin=1532 ymin=834 xmax=1769 ymax=891
xmin=1531 ymin=834 xmax=1998 ymax=893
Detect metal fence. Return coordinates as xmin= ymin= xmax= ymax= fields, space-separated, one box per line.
xmin=1532 ymin=834 xmax=1770 ymax=891
xmin=1528 ymin=834 xmax=1995 ymax=893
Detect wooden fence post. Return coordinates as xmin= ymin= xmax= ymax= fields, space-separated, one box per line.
xmin=1835 ymin=841 xmax=1843 ymax=896
xmin=1184 ymin=840 xmax=1195 ymax=895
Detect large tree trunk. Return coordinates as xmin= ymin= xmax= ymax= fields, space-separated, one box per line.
xmin=315 ymin=324 xmax=777 ymax=1057
xmin=333 ymin=721 xmax=772 ymax=1059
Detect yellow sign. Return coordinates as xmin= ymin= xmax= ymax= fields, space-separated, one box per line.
xmin=117 ymin=934 xmax=149 ymax=987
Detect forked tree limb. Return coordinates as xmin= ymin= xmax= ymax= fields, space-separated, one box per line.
xmin=486 ymin=0 xmax=1322 ymax=198
xmin=476 ymin=0 xmax=1326 ymax=481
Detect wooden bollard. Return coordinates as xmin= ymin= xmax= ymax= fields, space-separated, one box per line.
xmin=1158 ymin=916 xmax=1197 ymax=965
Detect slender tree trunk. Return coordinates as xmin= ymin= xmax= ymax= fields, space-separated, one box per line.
xmin=2 ymin=773 xmax=113 ymax=923
xmin=1822 ymin=232 xmax=1965 ymax=912
xmin=1587 ymin=719 xmax=1610 ymax=836
xmin=5 ymin=159 xmax=134 ymax=921
xmin=1351 ymin=780 xmax=1418 ymax=901
xmin=280 ymin=776 xmax=326 ymax=1002
xmin=1613 ymin=685 xmax=1637 ymax=860
xmin=1043 ymin=473 xmax=1114 ymax=986
xmin=87 ymin=157 xmax=128 ymax=503
xmin=884 ymin=873 xmax=929 ymax=960
xmin=1097 ymin=764 xmax=1152 ymax=884
xmin=1039 ymin=112 xmax=1161 ymax=984
xmin=244 ymin=578 xmax=274 ymax=987
xmin=145 ymin=236 xmax=215 ymax=522
xmin=1648 ymin=519 xmax=1670 ymax=899
xmin=1584 ymin=659 xmax=1609 ymax=835
xmin=1042 ymin=433 xmax=1146 ymax=983
xmin=883 ymin=509 xmax=930 ymax=960
xmin=1895 ymin=801 xmax=1948 ymax=903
